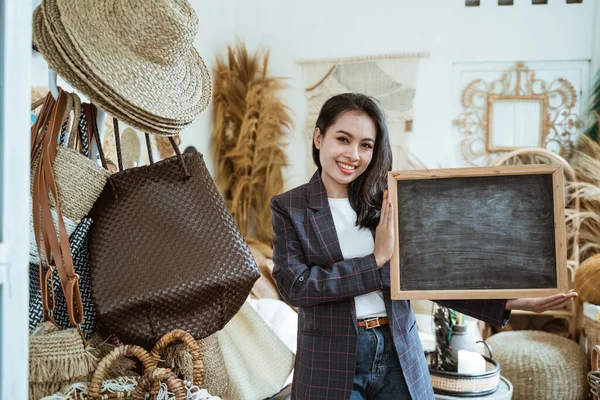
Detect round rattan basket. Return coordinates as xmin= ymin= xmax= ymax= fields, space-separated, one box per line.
xmin=429 ymin=356 xmax=501 ymax=397
xmin=487 ymin=331 xmax=589 ymax=400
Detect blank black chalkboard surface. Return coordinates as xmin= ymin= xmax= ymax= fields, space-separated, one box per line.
xmin=388 ymin=164 xmax=568 ymax=300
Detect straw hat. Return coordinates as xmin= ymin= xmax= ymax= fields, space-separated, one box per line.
xmin=32 ymin=0 xmax=211 ymax=136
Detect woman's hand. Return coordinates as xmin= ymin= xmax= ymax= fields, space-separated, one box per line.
xmin=505 ymin=290 xmax=578 ymax=313
xmin=374 ymin=190 xmax=395 ymax=268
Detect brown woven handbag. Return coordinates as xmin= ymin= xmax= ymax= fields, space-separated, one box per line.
xmin=89 ymin=111 xmax=260 ymax=348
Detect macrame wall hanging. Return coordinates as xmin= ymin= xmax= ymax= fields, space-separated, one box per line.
xmin=298 ymin=52 xmax=430 ymax=179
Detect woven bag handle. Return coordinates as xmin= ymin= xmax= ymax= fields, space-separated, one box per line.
xmin=107 ymin=117 xmax=190 ymax=178
xmin=131 ymin=368 xmax=187 ymax=400
xmin=88 ymin=344 xmax=158 ymax=400
xmin=31 ymin=95 xmax=46 ymax=111
xmin=83 ymin=103 xmax=111 ymax=169
xmin=66 ymin=92 xmax=82 ymax=150
xmin=151 ymin=329 xmax=205 ymax=386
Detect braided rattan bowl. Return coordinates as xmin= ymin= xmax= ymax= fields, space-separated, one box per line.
xmin=487 ymin=331 xmax=588 ymax=400
xmin=429 ymin=355 xmax=501 ymax=397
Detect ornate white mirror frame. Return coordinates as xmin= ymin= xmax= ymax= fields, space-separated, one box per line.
xmin=454 ymin=61 xmax=583 ymax=166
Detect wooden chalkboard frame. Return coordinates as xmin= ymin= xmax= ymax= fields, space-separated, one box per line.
xmin=388 ymin=164 xmax=568 ymax=300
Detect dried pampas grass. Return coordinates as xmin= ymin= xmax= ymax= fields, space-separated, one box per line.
xmin=213 ymin=41 xmax=292 ymax=246
xmin=155 ymin=135 xmax=181 ymax=160
xmin=568 ymin=133 xmax=600 ymax=262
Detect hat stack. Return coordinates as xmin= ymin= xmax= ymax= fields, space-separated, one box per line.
xmin=32 ymin=0 xmax=212 ymax=136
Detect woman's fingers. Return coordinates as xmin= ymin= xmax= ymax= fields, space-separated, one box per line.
xmin=387 ymin=197 xmax=393 ymax=229
xmin=532 ymin=292 xmax=577 ymax=312
xmin=381 ymin=190 xmax=389 ymax=226
xmin=541 ymin=292 xmax=576 ymax=309
xmin=535 ymin=295 xmax=568 ymax=311
xmin=544 ymin=298 xmax=572 ymax=311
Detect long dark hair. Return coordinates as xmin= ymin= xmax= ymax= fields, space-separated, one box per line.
xmin=312 ymin=93 xmax=393 ymax=230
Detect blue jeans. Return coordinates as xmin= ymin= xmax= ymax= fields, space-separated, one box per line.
xmin=350 ymin=324 xmax=412 ymax=400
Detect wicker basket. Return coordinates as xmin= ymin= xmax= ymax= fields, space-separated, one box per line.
xmin=430 ymin=356 xmax=501 ymax=397
xmin=487 ymin=331 xmax=589 ymax=400
xmin=586 ymin=316 xmax=600 ymax=359
xmin=590 ymin=345 xmax=600 ymax=400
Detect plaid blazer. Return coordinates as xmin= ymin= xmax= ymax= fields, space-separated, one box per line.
xmin=271 ymin=172 xmax=510 ymax=400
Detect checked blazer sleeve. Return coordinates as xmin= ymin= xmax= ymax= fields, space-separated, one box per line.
xmin=271 ymin=197 xmax=383 ymax=307
xmin=436 ymin=299 xmax=511 ymax=327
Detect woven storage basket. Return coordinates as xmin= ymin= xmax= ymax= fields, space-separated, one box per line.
xmin=586 ymin=317 xmax=600 ymax=361
xmin=430 ymin=356 xmax=500 ymax=397
xmin=487 ymin=331 xmax=588 ymax=400
xmin=161 ymin=333 xmax=228 ymax=396
xmin=590 ymin=345 xmax=600 ymax=400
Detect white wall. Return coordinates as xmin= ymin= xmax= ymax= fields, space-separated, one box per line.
xmin=178 ymin=1 xmax=236 ymax=176
xmin=31 ymin=1 xmax=596 ymax=189
xmin=181 ymin=0 xmax=595 ymax=191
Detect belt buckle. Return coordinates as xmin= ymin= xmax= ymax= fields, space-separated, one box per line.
xmin=364 ymin=317 xmax=380 ymax=330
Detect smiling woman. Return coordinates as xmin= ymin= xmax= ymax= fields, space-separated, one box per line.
xmin=270 ymin=93 xmax=575 ymax=400
xmin=314 ymin=114 xmax=376 ymax=194
xmin=312 ymin=93 xmax=392 ymax=230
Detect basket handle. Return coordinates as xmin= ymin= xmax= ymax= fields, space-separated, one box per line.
xmin=151 ymin=329 xmax=205 ymax=387
xmin=88 ymin=344 xmax=157 ymax=400
xmin=131 ymin=368 xmax=187 ymax=400
xmin=477 ymin=340 xmax=493 ymax=359
xmin=593 ymin=345 xmax=600 ymax=371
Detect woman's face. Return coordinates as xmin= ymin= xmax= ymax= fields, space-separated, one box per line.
xmin=314 ymin=111 xmax=376 ymax=197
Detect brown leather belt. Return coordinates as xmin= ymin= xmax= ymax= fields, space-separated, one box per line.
xmin=357 ymin=317 xmax=388 ymax=329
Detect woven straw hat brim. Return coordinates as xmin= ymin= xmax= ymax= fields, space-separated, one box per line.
xmin=33 ymin=7 xmax=187 ymax=136
xmin=40 ymin=0 xmax=191 ymax=130
xmin=55 ymin=0 xmax=211 ymax=121
xmin=40 ymin=0 xmax=199 ymax=128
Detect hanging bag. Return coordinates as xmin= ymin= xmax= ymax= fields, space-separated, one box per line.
xmin=29 ymin=89 xmax=99 ymax=399
xmin=89 ymin=116 xmax=260 ymax=347
xmin=216 ymin=301 xmax=295 ymax=400
xmin=29 ymin=94 xmax=107 ymax=338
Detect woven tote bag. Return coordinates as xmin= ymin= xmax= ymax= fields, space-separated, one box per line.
xmin=89 ymin=115 xmax=260 ymax=348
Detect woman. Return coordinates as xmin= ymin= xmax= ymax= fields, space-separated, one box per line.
xmin=270 ymin=93 xmax=576 ymax=400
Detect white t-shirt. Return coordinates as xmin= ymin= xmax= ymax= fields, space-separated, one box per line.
xmin=328 ymin=198 xmax=387 ymax=320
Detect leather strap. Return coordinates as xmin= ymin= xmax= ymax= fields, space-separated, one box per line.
xmin=357 ymin=317 xmax=388 ymax=329
xmin=32 ymin=89 xmax=66 ymax=321
xmin=32 ymin=88 xmax=84 ymax=329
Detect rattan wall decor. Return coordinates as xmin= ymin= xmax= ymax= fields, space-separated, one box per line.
xmin=454 ymin=61 xmax=583 ymax=166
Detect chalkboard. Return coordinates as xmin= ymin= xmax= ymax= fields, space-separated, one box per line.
xmin=388 ymin=165 xmax=568 ymax=300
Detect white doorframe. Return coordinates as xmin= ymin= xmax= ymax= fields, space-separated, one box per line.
xmin=1 ymin=0 xmax=32 ymax=398
xmin=591 ymin=0 xmax=600 ymax=79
